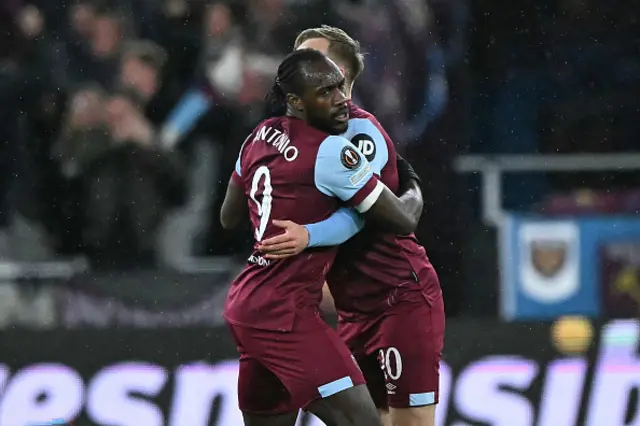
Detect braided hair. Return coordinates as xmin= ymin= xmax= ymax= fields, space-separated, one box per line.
xmin=264 ymin=48 xmax=330 ymax=114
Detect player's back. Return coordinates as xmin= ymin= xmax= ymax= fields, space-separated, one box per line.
xmin=328 ymin=102 xmax=441 ymax=319
xmin=224 ymin=116 xmax=342 ymax=332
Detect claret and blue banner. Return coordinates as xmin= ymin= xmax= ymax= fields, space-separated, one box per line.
xmin=500 ymin=213 xmax=640 ymax=320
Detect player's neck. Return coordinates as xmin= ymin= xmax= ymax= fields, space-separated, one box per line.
xmin=286 ymin=106 xmax=305 ymax=121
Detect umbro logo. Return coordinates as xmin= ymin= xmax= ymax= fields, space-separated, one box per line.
xmin=385 ymin=382 xmax=396 ymax=394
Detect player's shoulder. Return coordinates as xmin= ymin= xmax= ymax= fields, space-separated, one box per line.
xmin=316 ymin=135 xmax=364 ymax=170
xmin=317 ymin=134 xmax=354 ymax=154
xmin=347 ymin=101 xmax=374 ymax=120
xmin=346 ymin=103 xmax=389 ymax=138
xmin=252 ymin=116 xmax=284 ymax=132
xmin=286 ymin=117 xmax=330 ymax=144
xmin=245 ymin=118 xmax=281 ymax=148
xmin=256 ymin=116 xmax=328 ymax=149
xmin=349 ymin=106 xmax=390 ymax=138
xmin=342 ymin=103 xmax=393 ymax=167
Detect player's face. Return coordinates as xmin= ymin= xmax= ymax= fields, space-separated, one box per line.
xmin=300 ymin=61 xmax=349 ymax=135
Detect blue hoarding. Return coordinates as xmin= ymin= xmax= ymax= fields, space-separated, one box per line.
xmin=500 ymin=214 xmax=640 ymax=320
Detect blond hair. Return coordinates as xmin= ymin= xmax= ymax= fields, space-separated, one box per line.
xmin=294 ymin=25 xmax=365 ymax=83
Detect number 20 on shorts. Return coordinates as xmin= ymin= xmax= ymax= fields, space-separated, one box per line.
xmin=378 ymin=347 xmax=403 ymax=381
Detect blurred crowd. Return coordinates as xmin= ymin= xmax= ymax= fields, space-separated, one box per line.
xmin=0 ymin=0 xmax=457 ymax=270
xmin=3 ymin=0 xmax=636 ymax=323
xmin=469 ymin=0 xmax=640 ymax=211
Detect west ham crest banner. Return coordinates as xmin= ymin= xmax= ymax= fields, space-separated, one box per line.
xmin=500 ymin=214 xmax=640 ymax=321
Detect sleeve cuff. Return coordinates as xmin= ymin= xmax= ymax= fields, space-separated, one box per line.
xmin=345 ymin=177 xmax=384 ymax=213
xmin=356 ymin=180 xmax=384 ymax=213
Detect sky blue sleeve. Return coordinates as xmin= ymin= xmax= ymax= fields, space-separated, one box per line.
xmin=234 ymin=153 xmax=242 ymax=177
xmin=341 ymin=118 xmax=390 ymax=175
xmin=234 ymin=134 xmax=253 ymax=177
xmin=304 ymin=207 xmax=365 ymax=247
xmin=314 ymin=136 xmax=383 ymax=213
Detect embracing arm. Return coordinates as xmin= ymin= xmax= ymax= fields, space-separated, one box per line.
xmin=305 ymin=158 xmax=423 ymax=247
xmin=256 ymin=140 xmax=420 ymax=259
xmin=352 ymin=153 xmax=424 ymax=234
xmin=361 ymin=186 xmax=416 ymax=235
xmin=392 ymin=153 xmax=424 ymax=230
xmin=260 ymin=152 xmax=423 ymax=257
xmin=390 ymin=180 xmax=423 ymax=231
xmin=312 ymin=137 xmax=419 ymax=235
xmin=220 ymin=176 xmax=247 ymax=230
xmin=299 ymin=154 xmax=423 ymax=246
xmin=220 ymin=149 xmax=247 ymax=230
xmin=304 ymin=207 xmax=365 ymax=247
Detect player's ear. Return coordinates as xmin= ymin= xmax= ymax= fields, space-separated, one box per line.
xmin=287 ymin=93 xmax=304 ymax=112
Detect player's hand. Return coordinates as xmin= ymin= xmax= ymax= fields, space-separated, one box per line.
xmin=256 ymin=220 xmax=309 ymax=259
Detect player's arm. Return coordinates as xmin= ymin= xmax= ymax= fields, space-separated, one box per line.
xmin=257 ymin=207 xmax=364 ymax=258
xmin=315 ymin=136 xmax=417 ymax=234
xmin=220 ymin=155 xmax=247 ymax=230
xmin=304 ymin=153 xmax=424 ymax=240
xmin=275 ymin=154 xmax=424 ymax=248
xmin=305 ymin=207 xmax=365 ymax=246
xmin=395 ymin=153 xmax=424 ymax=227
xmin=257 ymin=152 xmax=422 ymax=258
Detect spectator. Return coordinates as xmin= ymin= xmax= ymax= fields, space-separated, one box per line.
xmin=155 ymin=3 xmax=245 ymax=262
xmin=91 ymin=6 xmax=128 ymax=60
xmin=105 ymin=88 xmax=155 ymax=145
xmin=0 ymin=0 xmax=463 ymax=267
xmin=55 ymin=84 xmax=111 ymax=177
xmin=67 ymin=4 xmax=131 ymax=88
xmin=119 ymin=39 xmax=171 ymax=125
xmin=80 ymin=88 xmax=187 ymax=269
xmin=120 ymin=40 xmax=166 ymax=101
xmin=201 ymin=1 xmax=244 ymax=101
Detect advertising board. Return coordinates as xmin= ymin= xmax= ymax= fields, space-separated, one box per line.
xmin=600 ymin=240 xmax=640 ymax=318
xmin=501 ymin=213 xmax=640 ymax=320
xmin=1 ymin=319 xmax=638 ymax=426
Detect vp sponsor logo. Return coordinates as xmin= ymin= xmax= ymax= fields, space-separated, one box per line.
xmin=350 ymin=134 xmax=376 ymax=162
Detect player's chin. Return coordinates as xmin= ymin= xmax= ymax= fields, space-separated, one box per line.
xmin=328 ymin=120 xmax=348 ymax=134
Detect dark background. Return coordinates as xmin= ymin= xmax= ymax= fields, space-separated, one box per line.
xmin=0 ymin=0 xmax=638 ymax=319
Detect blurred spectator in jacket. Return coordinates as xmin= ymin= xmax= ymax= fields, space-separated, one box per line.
xmin=118 ymin=39 xmax=184 ymax=127
xmin=78 ymin=88 xmax=187 ymax=269
xmin=120 ymin=41 xmax=166 ymax=104
xmin=55 ymin=84 xmax=111 ymax=177
xmin=67 ymin=3 xmax=131 ymax=88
